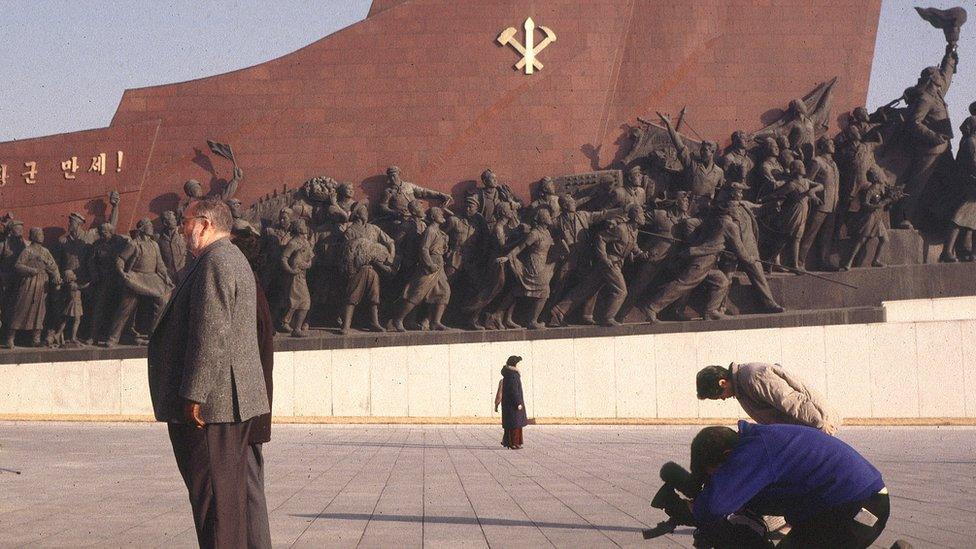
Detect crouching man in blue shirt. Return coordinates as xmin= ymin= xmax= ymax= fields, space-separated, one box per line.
xmin=691 ymin=421 xmax=889 ymax=548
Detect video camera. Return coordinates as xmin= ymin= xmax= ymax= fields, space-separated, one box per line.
xmin=643 ymin=462 xmax=772 ymax=548
xmin=642 ymin=461 xmax=701 ymax=539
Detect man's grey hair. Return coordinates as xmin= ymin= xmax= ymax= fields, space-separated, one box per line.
xmin=188 ymin=197 xmax=233 ymax=232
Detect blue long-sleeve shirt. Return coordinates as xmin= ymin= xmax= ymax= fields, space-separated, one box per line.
xmin=693 ymin=421 xmax=884 ymax=526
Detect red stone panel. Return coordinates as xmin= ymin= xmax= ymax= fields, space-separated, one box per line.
xmin=0 ymin=0 xmax=881 ymax=232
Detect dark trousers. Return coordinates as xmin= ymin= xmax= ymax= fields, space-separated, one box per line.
xmin=502 ymin=428 xmax=523 ymax=447
xmin=246 ymin=443 xmax=272 ymax=549
xmin=168 ymin=420 xmax=253 ymax=549
xmin=778 ymin=491 xmax=890 ymax=549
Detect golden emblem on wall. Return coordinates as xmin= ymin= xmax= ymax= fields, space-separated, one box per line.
xmin=496 ymin=17 xmax=556 ymax=75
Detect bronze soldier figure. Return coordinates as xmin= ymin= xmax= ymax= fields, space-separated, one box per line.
xmin=104 ymin=218 xmax=172 ymax=347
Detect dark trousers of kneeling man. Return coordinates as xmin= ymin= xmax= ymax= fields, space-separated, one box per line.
xmin=149 ymin=237 xmax=271 ymax=548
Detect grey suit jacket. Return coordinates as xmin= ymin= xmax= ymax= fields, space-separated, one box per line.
xmin=148 ymin=237 xmax=270 ymax=424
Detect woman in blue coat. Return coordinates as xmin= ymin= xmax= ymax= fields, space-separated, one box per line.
xmin=494 ymin=355 xmax=528 ymax=449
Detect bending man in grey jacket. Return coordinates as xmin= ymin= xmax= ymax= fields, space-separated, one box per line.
xmin=148 ymin=197 xmax=271 ymax=548
xmin=696 ymin=362 xmax=839 ymax=435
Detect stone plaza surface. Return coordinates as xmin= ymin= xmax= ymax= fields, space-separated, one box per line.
xmin=0 ymin=423 xmax=973 ymax=548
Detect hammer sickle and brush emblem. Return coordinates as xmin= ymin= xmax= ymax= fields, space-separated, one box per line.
xmin=496 ymin=17 xmax=557 ymax=75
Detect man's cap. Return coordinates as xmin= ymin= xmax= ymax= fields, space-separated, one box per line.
xmin=506 ymin=355 xmax=522 ymax=366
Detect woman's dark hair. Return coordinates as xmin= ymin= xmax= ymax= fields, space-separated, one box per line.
xmin=690 ymin=426 xmax=739 ymax=478
xmin=696 ymin=365 xmax=731 ymax=399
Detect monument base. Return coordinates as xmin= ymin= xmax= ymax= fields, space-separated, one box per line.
xmin=2 ymin=296 xmax=975 ymax=423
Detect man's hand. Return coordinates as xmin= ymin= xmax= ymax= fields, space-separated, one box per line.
xmin=517 ymin=404 xmax=523 ymax=411
xmin=821 ymin=423 xmax=837 ymax=436
xmin=183 ymin=400 xmax=205 ymax=429
xmin=108 ymin=190 xmax=120 ymax=206
xmin=233 ymin=166 xmax=243 ymax=180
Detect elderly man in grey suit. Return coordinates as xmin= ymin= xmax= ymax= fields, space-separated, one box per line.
xmin=148 ymin=197 xmax=271 ymax=548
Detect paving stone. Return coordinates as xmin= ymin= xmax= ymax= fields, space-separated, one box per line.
xmin=0 ymin=422 xmax=973 ymax=548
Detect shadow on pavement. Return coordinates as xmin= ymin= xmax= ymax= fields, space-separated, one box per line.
xmin=290 ymin=512 xmax=648 ymax=532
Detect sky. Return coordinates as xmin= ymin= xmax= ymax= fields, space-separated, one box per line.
xmin=0 ymin=0 xmax=971 ymax=143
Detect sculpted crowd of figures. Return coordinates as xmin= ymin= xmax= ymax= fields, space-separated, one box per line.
xmin=0 ymin=37 xmax=973 ymax=347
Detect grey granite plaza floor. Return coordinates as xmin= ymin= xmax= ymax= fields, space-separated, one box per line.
xmin=0 ymin=422 xmax=973 ymax=548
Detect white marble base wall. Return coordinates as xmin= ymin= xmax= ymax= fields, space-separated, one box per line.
xmin=3 ymin=297 xmax=976 ymax=421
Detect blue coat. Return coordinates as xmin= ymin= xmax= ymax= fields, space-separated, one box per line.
xmin=693 ymin=421 xmax=884 ymax=526
xmin=500 ymin=366 xmax=528 ymax=429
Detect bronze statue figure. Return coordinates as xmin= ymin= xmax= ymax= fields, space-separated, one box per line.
xmin=6 ymin=227 xmax=61 ymax=347
xmin=104 ymin=217 xmax=172 ymax=347
xmin=390 ymin=207 xmax=452 ymax=332
xmin=340 ymin=204 xmax=395 ymax=334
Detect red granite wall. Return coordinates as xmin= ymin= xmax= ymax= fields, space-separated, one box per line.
xmin=0 ymin=0 xmax=882 ymax=232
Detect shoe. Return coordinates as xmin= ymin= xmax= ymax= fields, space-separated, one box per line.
xmin=368 ymin=323 xmax=386 ymax=333
xmin=939 ymin=252 xmax=958 ymax=263
xmin=390 ymin=320 xmax=407 ymax=333
xmin=642 ymin=309 xmax=659 ymax=323
xmin=580 ymin=316 xmax=596 ymax=325
xmin=504 ymin=319 xmax=523 ymax=329
xmin=871 ymin=260 xmax=886 ymax=268
xmin=431 ymin=322 xmax=450 ymax=331
xmin=602 ymin=318 xmax=621 ymax=327
xmin=704 ymin=311 xmax=730 ymax=320
xmin=763 ymin=304 xmax=786 ymax=314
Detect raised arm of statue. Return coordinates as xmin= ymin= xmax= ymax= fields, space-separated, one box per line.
xmin=660 ymin=115 xmax=691 ymax=169
xmin=107 ymin=190 xmax=120 ymax=229
xmin=940 ymin=44 xmax=959 ymax=94
xmin=222 ymin=167 xmax=243 ymax=201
